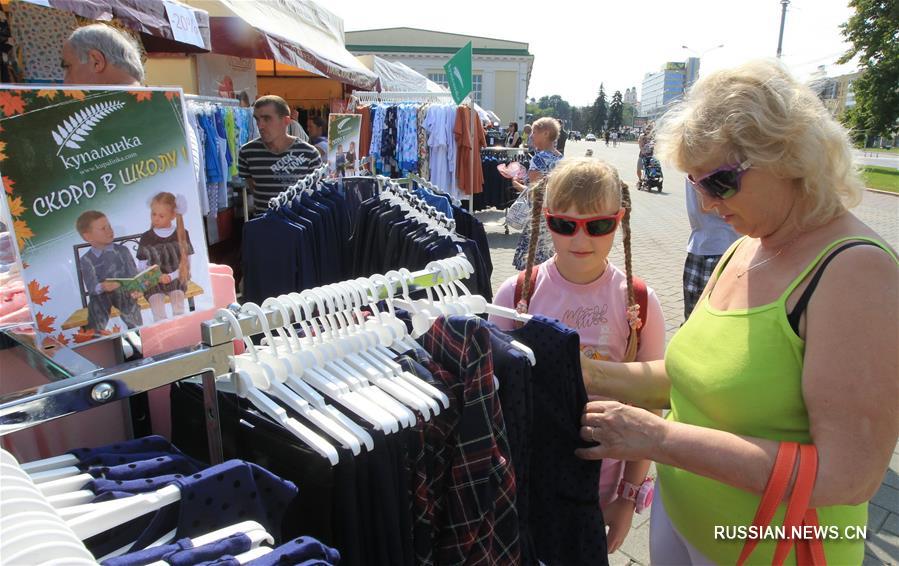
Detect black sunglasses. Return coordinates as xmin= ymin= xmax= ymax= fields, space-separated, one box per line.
xmin=688 ymin=160 xmax=752 ymax=200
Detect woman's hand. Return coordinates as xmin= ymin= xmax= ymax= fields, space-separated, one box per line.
xmin=576 ymin=400 xmax=668 ymax=461
xmin=511 ymin=179 xmax=526 ymax=193
xmin=603 ymin=497 xmax=635 ymax=554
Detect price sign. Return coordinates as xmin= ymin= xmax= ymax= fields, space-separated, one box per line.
xmin=164 ymin=1 xmax=205 ymax=49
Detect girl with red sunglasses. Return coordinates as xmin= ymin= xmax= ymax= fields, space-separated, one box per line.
xmin=489 ymin=157 xmax=666 ymax=555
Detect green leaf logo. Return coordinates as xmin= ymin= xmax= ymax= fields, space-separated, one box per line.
xmin=51 ymin=100 xmax=126 ymax=156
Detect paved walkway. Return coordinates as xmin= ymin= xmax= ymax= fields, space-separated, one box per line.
xmin=478 ymin=140 xmax=899 ymax=564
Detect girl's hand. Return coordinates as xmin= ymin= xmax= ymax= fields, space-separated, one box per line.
xmin=603 ymin=497 xmax=635 ymax=554
xmin=159 ymin=274 xmax=172 ymax=284
xmin=511 ymin=179 xmax=526 ymax=192
xmin=576 ymin=401 xmax=667 ymax=461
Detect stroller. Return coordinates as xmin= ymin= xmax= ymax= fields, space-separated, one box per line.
xmin=638 ymin=155 xmax=664 ymax=192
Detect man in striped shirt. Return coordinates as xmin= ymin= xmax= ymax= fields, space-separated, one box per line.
xmin=238 ymin=95 xmax=321 ymax=216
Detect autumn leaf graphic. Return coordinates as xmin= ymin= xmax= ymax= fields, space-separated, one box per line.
xmin=54 ymin=333 xmax=71 ymax=346
xmin=164 ymin=91 xmax=180 ymax=102
xmin=36 ymin=90 xmax=58 ymax=100
xmin=35 ymin=312 xmax=57 ymax=334
xmin=27 ymin=279 xmax=50 ymax=305
xmin=0 ymin=92 xmax=26 ymax=117
xmin=130 ymin=91 xmax=153 ymax=102
xmin=73 ymin=328 xmax=96 ymax=343
xmin=110 ymin=324 xmax=122 ymax=334
xmin=63 ymin=90 xmax=86 ymax=101
xmin=7 ymin=195 xmax=25 ymax=217
xmin=2 ymin=175 xmax=14 ymax=195
xmin=0 ymin=140 xmax=6 ymax=162
xmin=13 ymin=219 xmax=34 ymax=250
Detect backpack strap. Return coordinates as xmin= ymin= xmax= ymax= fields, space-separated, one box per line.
xmin=513 ymin=267 xmax=540 ymax=314
xmin=633 ymin=276 xmax=648 ymax=340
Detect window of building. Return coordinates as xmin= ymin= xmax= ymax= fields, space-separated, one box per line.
xmin=472 ymin=73 xmax=482 ymax=104
xmin=428 ymin=72 xmax=482 ymax=103
xmin=428 ymin=73 xmax=448 ymax=89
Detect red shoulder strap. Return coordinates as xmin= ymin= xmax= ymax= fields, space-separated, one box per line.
xmin=633 ymin=276 xmax=648 ymax=339
xmin=513 ymin=267 xmax=540 ymax=313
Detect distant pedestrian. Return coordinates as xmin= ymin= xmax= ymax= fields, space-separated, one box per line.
xmin=604 ymin=130 xmax=610 ymax=146
xmin=682 ymin=178 xmax=738 ymax=318
xmin=557 ymin=121 xmax=569 ymax=155
xmin=506 ymin=122 xmax=521 ymax=148
xmin=523 ymin=124 xmax=535 ymax=151
xmin=611 ymin=131 xmax=619 ymax=147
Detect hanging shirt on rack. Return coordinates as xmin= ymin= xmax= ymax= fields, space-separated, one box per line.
xmin=453 ymin=106 xmax=487 ymax=196
xmin=417 ymin=315 xmax=521 ymax=566
xmin=238 ymin=138 xmax=322 ymax=216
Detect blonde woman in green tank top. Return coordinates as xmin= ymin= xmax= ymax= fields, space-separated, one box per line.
xmin=574 ymin=60 xmax=898 ymax=565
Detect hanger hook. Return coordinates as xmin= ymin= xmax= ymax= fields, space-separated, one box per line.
xmin=216 ymin=308 xmax=257 ymax=363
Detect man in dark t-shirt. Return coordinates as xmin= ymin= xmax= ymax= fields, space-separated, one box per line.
xmin=238 ymin=95 xmax=322 ymax=216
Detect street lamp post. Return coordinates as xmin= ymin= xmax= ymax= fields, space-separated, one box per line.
xmin=776 ymin=0 xmax=790 ymax=58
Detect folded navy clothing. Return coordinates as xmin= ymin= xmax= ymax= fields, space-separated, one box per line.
xmin=70 ymin=435 xmax=203 ymax=470
xmin=85 ymin=460 xmax=298 ymax=559
xmin=101 ymin=533 xmax=252 ymax=566
xmin=89 ymin=454 xmax=202 ymax=481
xmin=245 ymin=536 xmax=340 ymax=565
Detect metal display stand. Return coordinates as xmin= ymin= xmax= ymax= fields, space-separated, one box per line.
xmin=0 ymin=261 xmax=463 ymax=465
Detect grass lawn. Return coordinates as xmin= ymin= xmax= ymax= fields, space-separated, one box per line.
xmin=862 ymin=166 xmax=899 ymax=193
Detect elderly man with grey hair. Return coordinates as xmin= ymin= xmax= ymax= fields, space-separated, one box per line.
xmin=62 ymin=24 xmax=144 ymax=86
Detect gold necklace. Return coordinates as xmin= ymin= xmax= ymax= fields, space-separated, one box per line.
xmin=736 ymin=237 xmax=800 ymax=279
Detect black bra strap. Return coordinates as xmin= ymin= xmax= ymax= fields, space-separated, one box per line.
xmin=787 ymin=241 xmax=880 ymax=335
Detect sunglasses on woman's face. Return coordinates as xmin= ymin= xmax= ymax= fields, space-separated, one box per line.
xmin=544 ymin=209 xmax=624 ymax=237
xmin=688 ymin=160 xmax=752 ymax=200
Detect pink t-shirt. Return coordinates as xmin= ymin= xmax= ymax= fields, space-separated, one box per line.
xmin=489 ymin=256 xmax=666 ymax=505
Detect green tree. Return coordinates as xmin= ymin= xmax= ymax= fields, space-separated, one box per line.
xmin=838 ymin=0 xmax=899 ymax=139
xmin=536 ymin=95 xmax=572 ymax=122
xmin=608 ymin=90 xmax=624 ymax=131
xmin=591 ymin=84 xmax=608 ymax=133
xmin=622 ymin=103 xmax=636 ymax=127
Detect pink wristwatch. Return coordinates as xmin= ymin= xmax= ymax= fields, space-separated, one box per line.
xmin=617 ymin=477 xmax=655 ymax=514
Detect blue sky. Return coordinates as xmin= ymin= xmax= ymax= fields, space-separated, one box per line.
xmin=333 ymin=0 xmax=859 ymax=106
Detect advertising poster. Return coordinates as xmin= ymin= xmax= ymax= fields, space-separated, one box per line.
xmin=197 ymin=54 xmax=258 ymax=103
xmin=327 ymin=113 xmax=361 ymax=178
xmin=0 ymin=86 xmax=213 ymax=348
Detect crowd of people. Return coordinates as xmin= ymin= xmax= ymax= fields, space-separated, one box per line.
xmin=42 ymin=21 xmax=899 ymax=565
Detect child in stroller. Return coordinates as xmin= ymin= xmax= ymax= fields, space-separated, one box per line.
xmin=638 ymin=155 xmax=664 ymax=192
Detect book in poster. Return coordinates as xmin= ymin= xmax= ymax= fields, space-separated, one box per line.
xmin=327 ymin=113 xmax=361 ymax=178
xmin=0 ymin=86 xmax=213 ymax=348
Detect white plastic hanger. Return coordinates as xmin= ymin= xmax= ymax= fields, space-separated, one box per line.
xmin=341 ymin=280 xmax=444 ymax=409
xmin=322 ymin=284 xmax=435 ymax=420
xmin=282 ymin=293 xmax=398 ymax=433
xmin=243 ymin=301 xmax=364 ymax=455
xmin=263 ymin=298 xmax=374 ymax=455
xmin=350 ymin=277 xmax=450 ymax=410
xmin=271 ymin=294 xmax=376 ymax=451
xmin=20 ymin=454 xmax=80 ymax=475
xmin=217 ymin=308 xmax=340 ymax=465
xmin=66 ymin=484 xmax=182 ymax=539
xmin=299 ymin=290 xmax=415 ymax=429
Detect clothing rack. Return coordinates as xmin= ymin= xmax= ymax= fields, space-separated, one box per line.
xmin=381 ymin=175 xmax=456 ymax=233
xmin=351 ymin=90 xmax=478 ymax=213
xmin=185 ymin=94 xmax=241 ymax=107
xmin=350 ymin=91 xmax=457 ymax=104
xmin=256 ymin=163 xmax=330 ymax=221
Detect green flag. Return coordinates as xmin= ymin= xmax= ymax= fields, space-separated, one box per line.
xmin=444 ymin=42 xmax=473 ymax=105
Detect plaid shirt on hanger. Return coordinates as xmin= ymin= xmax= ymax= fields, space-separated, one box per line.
xmin=417 ymin=316 xmax=521 ymax=566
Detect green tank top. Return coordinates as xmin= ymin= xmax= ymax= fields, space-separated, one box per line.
xmin=659 ymin=236 xmax=897 ymax=565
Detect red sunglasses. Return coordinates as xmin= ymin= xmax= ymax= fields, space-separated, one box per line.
xmin=544 ymin=209 xmax=624 ymax=237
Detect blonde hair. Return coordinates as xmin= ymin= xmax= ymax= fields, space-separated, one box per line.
xmin=520 ymin=158 xmax=641 ymax=361
xmin=532 ymin=117 xmax=560 ymax=142
xmin=656 ymin=59 xmax=863 ymax=229
xmin=545 ymin=157 xmax=623 ymax=214
xmin=151 ymin=192 xmax=190 ymax=280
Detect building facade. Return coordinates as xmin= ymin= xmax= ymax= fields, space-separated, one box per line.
xmin=345 ymin=27 xmax=534 ymax=125
xmin=639 ymin=58 xmax=699 ymax=121
xmin=808 ymin=67 xmax=860 ymax=118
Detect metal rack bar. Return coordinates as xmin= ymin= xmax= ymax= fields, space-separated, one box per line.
xmin=200 ymin=262 xmax=463 ymax=347
xmin=351 ymin=91 xmax=456 ymax=102
xmin=0 ymin=342 xmax=232 ymax=462
xmin=185 ymin=94 xmax=240 ymax=106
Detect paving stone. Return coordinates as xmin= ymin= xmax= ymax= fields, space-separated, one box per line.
xmin=870 ymin=503 xmax=891 ymax=533
xmin=884 ymin=514 xmax=899 ymax=537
